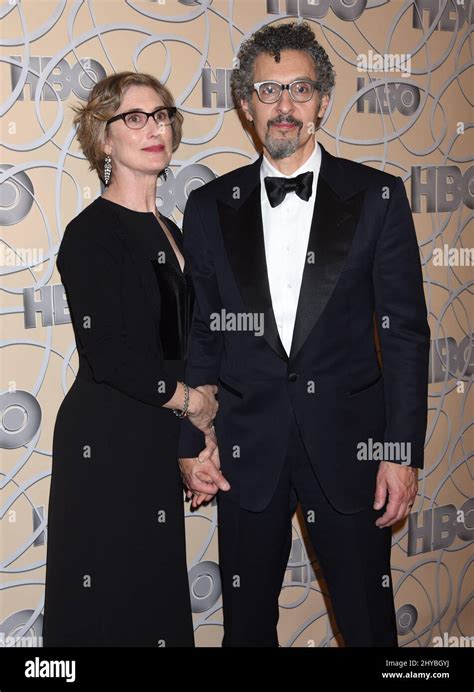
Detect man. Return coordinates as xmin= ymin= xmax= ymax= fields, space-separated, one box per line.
xmin=178 ymin=21 xmax=430 ymax=647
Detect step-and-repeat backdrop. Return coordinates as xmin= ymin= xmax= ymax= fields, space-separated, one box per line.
xmin=1 ymin=0 xmax=472 ymax=647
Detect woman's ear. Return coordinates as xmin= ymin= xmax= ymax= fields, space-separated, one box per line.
xmin=102 ymin=132 xmax=111 ymax=158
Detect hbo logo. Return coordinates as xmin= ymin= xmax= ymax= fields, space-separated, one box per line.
xmin=267 ymin=0 xmax=368 ymax=21
xmin=429 ymin=335 xmax=473 ymax=383
xmin=408 ymin=498 xmax=473 ymax=555
xmin=10 ymin=57 xmax=106 ymax=101
xmin=412 ymin=165 xmax=474 ymax=212
xmin=356 ymin=78 xmax=420 ymax=116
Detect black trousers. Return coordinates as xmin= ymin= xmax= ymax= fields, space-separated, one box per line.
xmin=217 ymin=411 xmax=398 ymax=647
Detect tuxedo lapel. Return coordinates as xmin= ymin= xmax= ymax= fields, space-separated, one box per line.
xmin=289 ymin=173 xmax=364 ymax=360
xmin=218 ymin=167 xmax=287 ymax=361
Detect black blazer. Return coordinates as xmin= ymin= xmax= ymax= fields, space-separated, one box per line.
xmin=178 ymin=142 xmax=430 ymax=513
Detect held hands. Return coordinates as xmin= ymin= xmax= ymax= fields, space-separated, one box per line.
xmin=179 ymin=429 xmax=230 ymax=509
xmin=374 ymin=461 xmax=418 ymax=528
xmin=179 ymin=384 xmax=229 ymax=509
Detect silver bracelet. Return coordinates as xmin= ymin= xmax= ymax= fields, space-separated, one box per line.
xmin=172 ymin=381 xmax=190 ymax=418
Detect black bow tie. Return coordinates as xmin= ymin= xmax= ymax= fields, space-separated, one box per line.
xmin=264 ymin=170 xmax=313 ymax=208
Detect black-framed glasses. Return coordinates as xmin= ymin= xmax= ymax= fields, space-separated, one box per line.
xmin=253 ymin=80 xmax=320 ymax=104
xmin=106 ymin=106 xmax=177 ymax=129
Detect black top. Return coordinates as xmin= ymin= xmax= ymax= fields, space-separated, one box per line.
xmin=96 ymin=196 xmax=195 ymax=361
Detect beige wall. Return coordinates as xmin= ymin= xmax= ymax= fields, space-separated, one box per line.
xmin=1 ymin=0 xmax=472 ymax=647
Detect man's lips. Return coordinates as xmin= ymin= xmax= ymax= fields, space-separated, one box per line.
xmin=142 ymin=145 xmax=165 ymax=152
xmin=270 ymin=122 xmax=297 ymax=130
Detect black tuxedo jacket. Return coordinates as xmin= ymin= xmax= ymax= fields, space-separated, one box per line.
xmin=178 ymin=142 xmax=430 ymax=513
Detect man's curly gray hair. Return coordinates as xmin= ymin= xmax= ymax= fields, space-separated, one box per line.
xmin=231 ymin=21 xmax=335 ymax=108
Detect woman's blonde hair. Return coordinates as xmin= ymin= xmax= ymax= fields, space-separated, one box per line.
xmin=71 ymin=71 xmax=183 ymax=184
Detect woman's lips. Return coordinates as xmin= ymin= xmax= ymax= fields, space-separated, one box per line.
xmin=142 ymin=145 xmax=165 ymax=152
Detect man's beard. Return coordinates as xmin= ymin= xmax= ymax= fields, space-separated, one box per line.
xmin=264 ymin=115 xmax=303 ymax=160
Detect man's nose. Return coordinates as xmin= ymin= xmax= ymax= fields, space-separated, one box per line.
xmin=276 ymin=88 xmax=294 ymax=114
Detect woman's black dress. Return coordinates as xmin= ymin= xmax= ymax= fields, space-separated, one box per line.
xmin=43 ymin=196 xmax=195 ymax=646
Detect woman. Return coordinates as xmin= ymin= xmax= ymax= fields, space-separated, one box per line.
xmin=43 ymin=72 xmax=221 ymax=646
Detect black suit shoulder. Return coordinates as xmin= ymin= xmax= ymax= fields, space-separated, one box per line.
xmin=188 ymin=157 xmax=260 ymax=205
xmin=326 ymin=151 xmax=401 ymax=203
xmin=331 ymin=151 xmax=399 ymax=183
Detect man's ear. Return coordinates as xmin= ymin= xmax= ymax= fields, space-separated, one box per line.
xmin=317 ymin=94 xmax=330 ymax=119
xmin=241 ymin=98 xmax=253 ymax=123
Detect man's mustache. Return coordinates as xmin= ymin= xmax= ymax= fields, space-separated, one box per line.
xmin=267 ymin=115 xmax=303 ymax=129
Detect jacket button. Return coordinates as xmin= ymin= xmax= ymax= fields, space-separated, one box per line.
xmin=288 ymin=373 xmax=298 ymax=382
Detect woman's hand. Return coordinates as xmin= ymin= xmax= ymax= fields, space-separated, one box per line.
xmin=186 ymin=384 xmax=218 ymax=434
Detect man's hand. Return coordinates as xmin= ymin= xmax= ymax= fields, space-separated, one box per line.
xmin=187 ymin=430 xmax=221 ymax=506
xmin=197 ymin=428 xmax=220 ymax=466
xmin=179 ymin=434 xmax=229 ymax=509
xmin=374 ymin=461 xmax=418 ymax=528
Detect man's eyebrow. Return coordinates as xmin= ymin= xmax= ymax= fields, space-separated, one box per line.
xmin=260 ymin=76 xmax=315 ymax=82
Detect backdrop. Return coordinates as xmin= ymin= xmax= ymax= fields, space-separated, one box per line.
xmin=1 ymin=0 xmax=472 ymax=648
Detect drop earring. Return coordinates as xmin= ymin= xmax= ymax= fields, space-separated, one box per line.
xmin=104 ymin=155 xmax=112 ymax=185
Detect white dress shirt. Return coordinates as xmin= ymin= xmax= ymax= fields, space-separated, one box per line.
xmin=260 ymin=140 xmax=321 ymax=356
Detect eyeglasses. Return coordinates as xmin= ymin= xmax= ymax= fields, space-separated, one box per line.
xmin=106 ymin=106 xmax=177 ymax=129
xmin=253 ymin=80 xmax=320 ymax=104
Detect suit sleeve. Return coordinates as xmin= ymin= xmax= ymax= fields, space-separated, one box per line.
xmin=178 ymin=190 xmax=225 ymax=458
xmin=58 ymin=224 xmax=178 ymax=407
xmin=373 ymin=176 xmax=430 ymax=469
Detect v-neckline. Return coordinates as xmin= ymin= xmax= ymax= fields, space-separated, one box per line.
xmin=155 ymin=214 xmax=186 ymax=274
